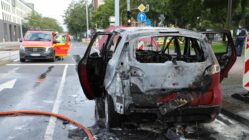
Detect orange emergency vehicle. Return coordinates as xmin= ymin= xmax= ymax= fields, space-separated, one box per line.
xmin=19 ymin=31 xmax=70 ymax=62
xmin=53 ymin=32 xmax=70 ymax=60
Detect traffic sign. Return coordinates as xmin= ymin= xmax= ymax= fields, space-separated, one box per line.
xmin=137 ymin=12 xmax=147 ymax=22
xmin=145 ymin=19 xmax=151 ymax=26
xmin=138 ymin=4 xmax=145 ymax=12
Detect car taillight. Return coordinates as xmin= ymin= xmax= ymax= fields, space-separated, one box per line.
xmin=205 ymin=64 xmax=220 ymax=75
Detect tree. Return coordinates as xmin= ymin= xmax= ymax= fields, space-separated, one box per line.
xmin=24 ymin=11 xmax=63 ymax=32
xmin=92 ymin=0 xmax=127 ymax=28
xmin=91 ymin=0 xmax=249 ymax=30
xmin=64 ymin=0 xmax=87 ymax=39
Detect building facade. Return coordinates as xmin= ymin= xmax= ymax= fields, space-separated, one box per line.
xmin=0 ymin=0 xmax=33 ymax=42
xmin=92 ymin=0 xmax=104 ymax=10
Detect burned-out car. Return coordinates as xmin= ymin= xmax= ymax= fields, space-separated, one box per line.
xmin=78 ymin=27 xmax=236 ymax=128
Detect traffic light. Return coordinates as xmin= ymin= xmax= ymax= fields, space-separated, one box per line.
xmin=127 ymin=11 xmax=131 ymax=26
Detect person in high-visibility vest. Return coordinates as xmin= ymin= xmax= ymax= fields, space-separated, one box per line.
xmin=58 ymin=34 xmax=66 ymax=43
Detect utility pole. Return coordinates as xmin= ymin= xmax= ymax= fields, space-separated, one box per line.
xmin=115 ymin=0 xmax=119 ymax=26
xmin=127 ymin=0 xmax=131 ymax=26
xmin=227 ymin=0 xmax=232 ymax=29
xmin=85 ymin=1 xmax=89 ymax=38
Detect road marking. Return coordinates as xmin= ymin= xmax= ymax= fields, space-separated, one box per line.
xmin=0 ymin=79 xmax=16 ymax=92
xmin=44 ymin=65 xmax=68 ymax=140
xmin=7 ymin=63 xmax=76 ymax=66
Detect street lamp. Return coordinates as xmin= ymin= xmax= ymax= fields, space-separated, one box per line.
xmin=85 ymin=1 xmax=89 ymax=38
xmin=115 ymin=0 xmax=120 ymax=26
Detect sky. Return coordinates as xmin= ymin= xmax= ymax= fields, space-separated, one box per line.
xmin=25 ymin=0 xmax=73 ymax=31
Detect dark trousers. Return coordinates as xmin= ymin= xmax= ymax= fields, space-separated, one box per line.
xmin=235 ymin=38 xmax=245 ymax=56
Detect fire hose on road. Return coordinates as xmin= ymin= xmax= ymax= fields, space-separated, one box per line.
xmin=0 ymin=110 xmax=94 ymax=140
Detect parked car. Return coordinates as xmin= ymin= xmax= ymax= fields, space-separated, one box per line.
xmin=77 ymin=27 xmax=236 ymax=128
xmin=19 ymin=31 xmax=70 ymax=62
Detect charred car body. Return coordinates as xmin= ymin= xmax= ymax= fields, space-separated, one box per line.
xmin=78 ymin=27 xmax=236 ymax=128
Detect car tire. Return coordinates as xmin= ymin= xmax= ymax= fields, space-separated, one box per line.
xmin=104 ymin=94 xmax=122 ymax=128
xmin=50 ymin=52 xmax=56 ymax=62
xmin=20 ymin=58 xmax=25 ymax=62
xmin=95 ymin=98 xmax=105 ymax=126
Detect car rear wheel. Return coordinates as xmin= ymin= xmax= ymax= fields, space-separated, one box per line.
xmin=104 ymin=94 xmax=122 ymax=128
xmin=20 ymin=58 xmax=25 ymax=62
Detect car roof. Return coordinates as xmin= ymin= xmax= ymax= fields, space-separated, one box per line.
xmin=113 ymin=27 xmax=205 ymax=39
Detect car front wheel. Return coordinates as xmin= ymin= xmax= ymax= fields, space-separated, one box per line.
xmin=50 ymin=52 xmax=56 ymax=62
xmin=95 ymin=98 xmax=105 ymax=126
xmin=104 ymin=94 xmax=122 ymax=128
xmin=20 ymin=58 xmax=25 ymax=62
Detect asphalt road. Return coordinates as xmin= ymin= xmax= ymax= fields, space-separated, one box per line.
xmin=0 ymin=42 xmax=248 ymax=140
xmin=0 ymin=42 xmax=94 ymax=140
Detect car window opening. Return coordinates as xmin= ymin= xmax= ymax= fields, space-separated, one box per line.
xmin=89 ymin=34 xmax=121 ymax=60
xmin=135 ymin=36 xmax=205 ymax=63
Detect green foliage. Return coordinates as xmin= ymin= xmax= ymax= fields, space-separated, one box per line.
xmin=92 ymin=0 xmax=127 ymax=28
xmin=24 ymin=11 xmax=63 ymax=32
xmin=79 ymin=0 xmax=249 ymax=30
xmin=64 ymin=0 xmax=87 ymax=37
xmin=92 ymin=0 xmax=114 ymax=28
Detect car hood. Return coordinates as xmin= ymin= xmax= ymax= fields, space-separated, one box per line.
xmin=22 ymin=41 xmax=52 ymax=47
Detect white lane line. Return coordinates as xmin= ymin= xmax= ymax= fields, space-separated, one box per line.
xmin=0 ymin=79 xmax=16 ymax=92
xmin=7 ymin=63 xmax=76 ymax=66
xmin=44 ymin=65 xmax=68 ymax=140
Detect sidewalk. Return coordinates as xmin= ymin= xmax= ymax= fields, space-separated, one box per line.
xmin=0 ymin=42 xmax=20 ymax=50
xmin=221 ymin=56 xmax=249 ymax=126
xmin=0 ymin=42 xmax=20 ymax=64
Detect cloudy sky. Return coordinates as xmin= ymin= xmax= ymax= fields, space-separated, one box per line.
xmin=25 ymin=0 xmax=73 ymax=31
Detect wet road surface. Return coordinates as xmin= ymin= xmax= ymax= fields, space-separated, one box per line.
xmin=0 ymin=42 xmax=248 ymax=140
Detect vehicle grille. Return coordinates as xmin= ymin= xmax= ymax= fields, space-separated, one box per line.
xmin=25 ymin=47 xmax=46 ymax=53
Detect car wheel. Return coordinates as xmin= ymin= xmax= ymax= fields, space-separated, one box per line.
xmin=95 ymin=98 xmax=105 ymax=126
xmin=50 ymin=52 xmax=56 ymax=62
xmin=104 ymin=94 xmax=122 ymax=128
xmin=20 ymin=58 xmax=25 ymax=62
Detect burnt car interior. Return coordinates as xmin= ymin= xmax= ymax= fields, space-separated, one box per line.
xmin=135 ymin=36 xmax=205 ymax=63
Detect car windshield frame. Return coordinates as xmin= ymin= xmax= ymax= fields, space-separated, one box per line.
xmin=24 ymin=32 xmax=52 ymax=42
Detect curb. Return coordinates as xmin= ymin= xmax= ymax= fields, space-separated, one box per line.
xmin=221 ymin=108 xmax=249 ymax=127
xmin=0 ymin=48 xmax=19 ymax=51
